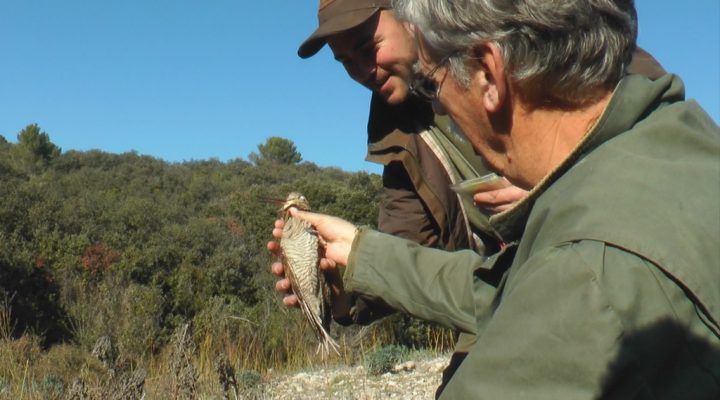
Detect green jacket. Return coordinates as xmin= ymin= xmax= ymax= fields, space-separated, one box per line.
xmin=345 ymin=74 xmax=720 ymax=398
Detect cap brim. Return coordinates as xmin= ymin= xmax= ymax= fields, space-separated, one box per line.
xmin=298 ymin=7 xmax=380 ymax=59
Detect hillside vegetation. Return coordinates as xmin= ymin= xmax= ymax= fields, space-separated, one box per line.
xmin=0 ymin=125 xmax=453 ymax=399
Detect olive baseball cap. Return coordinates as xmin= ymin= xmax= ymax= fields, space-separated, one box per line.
xmin=298 ymin=0 xmax=392 ymax=59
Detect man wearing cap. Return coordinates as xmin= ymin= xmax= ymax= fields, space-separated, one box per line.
xmin=298 ymin=1 xmax=517 ymax=393
xmin=299 ymin=0 xmax=513 ymax=254
xmin=290 ymin=0 xmax=667 ymax=395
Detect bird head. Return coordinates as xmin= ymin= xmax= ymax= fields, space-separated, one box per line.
xmin=282 ymin=192 xmax=311 ymax=212
xmin=267 ymin=192 xmax=311 ymax=220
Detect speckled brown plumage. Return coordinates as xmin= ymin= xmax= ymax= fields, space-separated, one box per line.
xmin=278 ymin=192 xmax=338 ymax=357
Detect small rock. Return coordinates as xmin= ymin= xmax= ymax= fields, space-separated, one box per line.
xmin=392 ymin=360 xmax=416 ymax=373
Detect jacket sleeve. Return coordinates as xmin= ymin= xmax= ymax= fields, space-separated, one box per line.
xmin=344 ymin=228 xmax=493 ymax=334
xmin=345 ymin=232 xmax=719 ymax=398
xmin=343 ymin=161 xmax=444 ymax=325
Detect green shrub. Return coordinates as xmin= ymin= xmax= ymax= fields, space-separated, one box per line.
xmin=32 ymin=375 xmax=65 ymax=399
xmin=365 ymin=344 xmax=408 ymax=376
xmin=65 ymin=275 xmax=163 ymax=360
xmin=236 ymin=369 xmax=262 ymax=389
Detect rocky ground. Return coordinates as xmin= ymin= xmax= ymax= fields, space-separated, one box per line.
xmin=256 ymin=355 xmax=450 ymax=400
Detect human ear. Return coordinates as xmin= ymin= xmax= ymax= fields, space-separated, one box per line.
xmin=471 ymin=43 xmax=507 ymax=113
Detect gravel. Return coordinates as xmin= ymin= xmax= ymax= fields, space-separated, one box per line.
xmin=257 ymin=355 xmax=450 ymax=400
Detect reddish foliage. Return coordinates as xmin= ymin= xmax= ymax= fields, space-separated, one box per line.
xmin=81 ymin=243 xmax=120 ymax=276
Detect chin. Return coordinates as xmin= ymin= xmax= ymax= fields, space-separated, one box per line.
xmin=384 ymin=89 xmax=410 ymax=105
xmin=385 ymin=95 xmax=405 ymax=105
xmin=375 ymin=77 xmax=407 ymax=105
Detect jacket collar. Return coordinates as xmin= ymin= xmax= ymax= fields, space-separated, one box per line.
xmin=490 ymin=73 xmax=684 ymax=242
xmin=366 ymin=93 xmax=434 ymax=155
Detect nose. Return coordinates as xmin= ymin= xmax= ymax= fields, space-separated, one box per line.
xmin=345 ymin=54 xmax=376 ymax=88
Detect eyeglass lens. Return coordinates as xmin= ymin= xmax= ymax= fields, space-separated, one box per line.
xmin=411 ymin=75 xmax=437 ymax=101
xmin=410 ymin=54 xmax=455 ymax=101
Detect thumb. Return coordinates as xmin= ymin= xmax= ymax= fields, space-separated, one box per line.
xmin=289 ymin=209 xmax=326 ymax=228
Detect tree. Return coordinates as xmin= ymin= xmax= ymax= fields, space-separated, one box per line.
xmin=248 ymin=136 xmax=302 ymax=165
xmin=10 ymin=124 xmax=61 ymax=174
xmin=0 ymin=135 xmax=12 ymax=177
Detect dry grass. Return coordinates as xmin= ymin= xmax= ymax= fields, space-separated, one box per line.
xmin=0 ymin=296 xmax=454 ymax=399
xmin=0 ymin=293 xmax=16 ymax=341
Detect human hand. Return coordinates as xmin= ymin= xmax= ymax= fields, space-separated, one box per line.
xmin=290 ymin=209 xmax=357 ymax=266
xmin=267 ymin=219 xmax=299 ymax=307
xmin=473 ymin=180 xmax=528 ymax=214
xmin=268 ymin=213 xmax=356 ymax=319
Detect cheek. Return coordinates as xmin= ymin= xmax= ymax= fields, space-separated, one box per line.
xmin=376 ymin=45 xmax=413 ymax=74
xmin=446 ymin=104 xmax=501 ymax=156
xmin=443 ymin=103 xmax=479 ymax=139
xmin=441 ymin=85 xmax=492 ymax=143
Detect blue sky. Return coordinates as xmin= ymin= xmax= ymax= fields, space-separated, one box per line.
xmin=1 ymin=1 xmax=718 ymax=174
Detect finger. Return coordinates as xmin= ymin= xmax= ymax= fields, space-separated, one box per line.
xmin=473 ymin=190 xmax=500 ymax=205
xmin=289 ymin=208 xmax=320 ymax=224
xmin=283 ymin=294 xmax=299 ymax=307
xmin=274 ymin=219 xmax=285 ymax=229
xmin=272 ymin=227 xmax=283 ymax=240
xmin=267 ymin=241 xmax=280 ymax=253
xmin=275 ymin=277 xmax=292 ymax=293
xmin=271 ymin=262 xmax=285 ymax=277
xmin=474 ymin=187 xmax=525 ymax=206
xmin=318 ymin=258 xmax=337 ymax=271
xmin=475 ymin=201 xmax=513 ymax=215
xmin=489 ymin=203 xmax=514 ymax=213
xmin=495 ymin=186 xmax=527 ymax=203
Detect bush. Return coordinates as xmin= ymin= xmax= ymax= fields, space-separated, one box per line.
xmin=365 ymin=344 xmax=408 ymax=376
xmin=236 ymin=369 xmax=262 ymax=389
xmin=65 ymin=275 xmax=163 ymax=360
xmin=32 ymin=375 xmax=65 ymax=399
xmin=0 ymin=131 xmax=390 ymax=387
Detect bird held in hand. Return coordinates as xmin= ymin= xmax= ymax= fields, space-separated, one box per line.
xmin=275 ymin=192 xmax=339 ymax=358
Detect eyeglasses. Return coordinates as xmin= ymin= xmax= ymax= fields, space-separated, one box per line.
xmin=409 ymin=53 xmax=455 ymax=102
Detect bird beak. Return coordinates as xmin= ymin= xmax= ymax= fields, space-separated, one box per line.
xmin=265 ymin=197 xmax=285 ymax=206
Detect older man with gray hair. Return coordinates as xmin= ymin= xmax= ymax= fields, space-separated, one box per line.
xmin=273 ymin=0 xmax=720 ymax=397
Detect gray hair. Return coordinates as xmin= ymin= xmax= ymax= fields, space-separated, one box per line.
xmin=393 ymin=0 xmax=637 ymax=106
